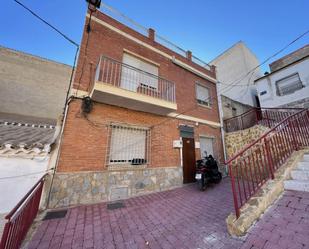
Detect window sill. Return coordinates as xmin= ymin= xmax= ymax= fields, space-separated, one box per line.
xmin=197 ymin=103 xmax=212 ymax=109
xmin=107 ymin=163 xmax=148 ymax=171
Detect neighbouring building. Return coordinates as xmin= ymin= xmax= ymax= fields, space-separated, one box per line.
xmin=0 ymin=47 xmax=71 ymax=235
xmin=0 ymin=46 xmax=72 ymax=121
xmin=210 ymin=41 xmax=262 ymax=120
xmin=0 ymin=115 xmax=58 ymax=236
xmin=255 ymin=44 xmax=309 ymax=108
xmin=49 ymin=10 xmax=224 ymax=208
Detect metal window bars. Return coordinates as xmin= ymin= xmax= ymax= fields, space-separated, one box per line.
xmin=106 ymin=124 xmax=151 ymax=166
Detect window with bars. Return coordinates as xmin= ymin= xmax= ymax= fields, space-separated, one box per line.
xmin=196 ymin=83 xmax=211 ymax=107
xmin=276 ymin=73 xmax=303 ymax=96
xmin=108 ymin=124 xmax=150 ymax=165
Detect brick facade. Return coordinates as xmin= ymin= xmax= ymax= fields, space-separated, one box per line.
xmin=58 ymin=100 xmax=224 ymax=172
xmin=53 ymin=10 xmax=223 ymax=206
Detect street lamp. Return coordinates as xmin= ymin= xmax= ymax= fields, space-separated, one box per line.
xmin=85 ymin=0 xmax=101 ymax=9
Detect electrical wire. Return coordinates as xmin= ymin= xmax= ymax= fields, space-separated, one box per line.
xmin=13 ymin=0 xmax=79 ymax=47
xmin=217 ymin=29 xmax=309 ymax=87
xmin=0 ymin=168 xmax=54 ymax=180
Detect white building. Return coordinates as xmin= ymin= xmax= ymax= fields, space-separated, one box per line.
xmin=255 ymin=44 xmax=309 ymax=108
xmin=210 ymin=41 xmax=262 ymax=119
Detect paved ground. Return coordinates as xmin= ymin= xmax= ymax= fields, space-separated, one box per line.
xmin=242 ymin=190 xmax=309 ymax=249
xmin=25 ymin=179 xmax=309 ymax=249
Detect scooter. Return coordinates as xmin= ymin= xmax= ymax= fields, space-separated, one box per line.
xmin=195 ymin=152 xmax=222 ymax=191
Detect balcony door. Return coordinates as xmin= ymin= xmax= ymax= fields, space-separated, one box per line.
xmin=121 ymin=53 xmax=158 ymax=93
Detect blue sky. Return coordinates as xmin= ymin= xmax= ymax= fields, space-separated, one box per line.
xmin=1 ymin=0 xmax=308 ymax=73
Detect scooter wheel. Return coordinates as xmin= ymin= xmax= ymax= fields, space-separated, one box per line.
xmin=198 ymin=180 xmax=206 ymax=191
xmin=215 ymin=173 xmax=222 ymax=183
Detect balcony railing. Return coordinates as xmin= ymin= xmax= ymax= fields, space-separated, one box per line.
xmin=95 ymin=56 xmax=176 ymax=103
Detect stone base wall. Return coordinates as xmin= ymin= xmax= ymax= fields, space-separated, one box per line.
xmin=225 ymin=125 xmax=269 ymax=158
xmin=48 ymin=166 xmax=182 ymax=208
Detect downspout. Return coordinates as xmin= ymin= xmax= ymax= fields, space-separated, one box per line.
xmin=216 ymin=82 xmax=228 ymax=173
xmin=46 ymin=46 xmax=80 ymax=208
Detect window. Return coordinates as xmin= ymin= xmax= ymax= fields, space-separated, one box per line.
xmin=276 ymin=73 xmax=303 ymax=96
xmin=196 ymin=83 xmax=211 ymax=107
xmin=108 ymin=124 xmax=149 ymax=165
xmin=260 ymin=90 xmax=267 ymax=96
xmin=121 ymin=53 xmax=159 ymax=92
xmin=200 ymin=136 xmax=214 ymax=158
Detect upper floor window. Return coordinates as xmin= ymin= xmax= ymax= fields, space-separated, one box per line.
xmin=121 ymin=53 xmax=159 ymax=92
xmin=276 ymin=73 xmax=303 ymax=96
xmin=196 ymin=83 xmax=211 ymax=107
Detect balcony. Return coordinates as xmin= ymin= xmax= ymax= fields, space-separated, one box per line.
xmin=91 ymin=56 xmax=177 ymax=115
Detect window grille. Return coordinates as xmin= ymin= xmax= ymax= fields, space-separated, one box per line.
xmin=196 ymin=83 xmax=211 ymax=107
xmin=107 ymin=124 xmax=150 ymax=165
xmin=276 ymin=73 xmax=303 ymax=96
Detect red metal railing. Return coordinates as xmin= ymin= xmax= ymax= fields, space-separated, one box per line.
xmin=226 ymin=109 xmax=309 ymax=218
xmin=0 ymin=175 xmax=46 ymax=249
xmin=224 ymin=107 xmax=302 ymax=132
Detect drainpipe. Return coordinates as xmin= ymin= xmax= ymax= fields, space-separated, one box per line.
xmin=216 ymin=83 xmax=228 ymax=168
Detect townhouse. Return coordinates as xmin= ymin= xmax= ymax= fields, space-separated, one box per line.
xmin=49 ymin=10 xmax=224 ymax=207
xmin=255 ymin=44 xmax=309 ymax=108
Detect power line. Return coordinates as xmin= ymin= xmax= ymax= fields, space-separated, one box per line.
xmin=79 ymin=25 xmax=309 ymax=158
xmin=0 ymin=168 xmax=54 ymax=180
xmin=218 ymin=29 xmax=309 ymax=88
xmin=14 ymin=0 xmax=79 ymax=47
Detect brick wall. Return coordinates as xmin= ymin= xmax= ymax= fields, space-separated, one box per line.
xmin=73 ymin=11 xmax=220 ymax=123
xmin=58 ymin=10 xmax=223 ymax=173
xmin=58 ymin=99 xmax=224 ymax=172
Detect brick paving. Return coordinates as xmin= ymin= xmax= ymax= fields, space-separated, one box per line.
xmin=26 ymin=179 xmax=309 ymax=249
xmin=241 ymin=190 xmax=309 ymax=249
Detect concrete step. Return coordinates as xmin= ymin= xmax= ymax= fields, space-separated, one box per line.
xmin=291 ymin=169 xmax=309 ymax=181
xmin=297 ymin=162 xmax=309 ymax=170
xmin=284 ymin=180 xmax=309 ymax=192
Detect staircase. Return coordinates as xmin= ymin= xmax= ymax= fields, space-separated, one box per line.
xmin=284 ymin=154 xmax=309 ymax=192
xmin=226 ymin=108 xmax=309 ymax=218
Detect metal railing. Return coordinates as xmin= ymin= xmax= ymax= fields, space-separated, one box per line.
xmin=100 ymin=3 xmax=212 ymax=71
xmin=224 ymin=107 xmax=303 ymax=132
xmin=95 ymin=56 xmax=176 ymax=103
xmin=226 ymin=109 xmax=309 ymax=218
xmin=0 ymin=175 xmax=46 ymax=249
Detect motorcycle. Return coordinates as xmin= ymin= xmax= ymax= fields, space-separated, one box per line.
xmin=195 ymin=152 xmax=222 ymax=191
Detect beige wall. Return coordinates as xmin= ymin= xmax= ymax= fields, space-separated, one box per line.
xmin=0 ymin=46 xmax=72 ymax=120
xmin=221 ymin=95 xmax=252 ymax=120
xmin=211 ymin=41 xmax=261 ymax=107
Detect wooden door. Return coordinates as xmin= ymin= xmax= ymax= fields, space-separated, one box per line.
xmin=182 ymin=137 xmax=196 ymax=183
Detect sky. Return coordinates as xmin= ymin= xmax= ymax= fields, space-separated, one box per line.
xmin=1 ymin=0 xmax=308 ymax=73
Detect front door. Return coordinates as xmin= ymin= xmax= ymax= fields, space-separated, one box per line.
xmin=182 ymin=137 xmax=196 ymax=183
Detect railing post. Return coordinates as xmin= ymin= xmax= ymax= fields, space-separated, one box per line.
xmin=228 ymin=163 xmax=240 ymax=218
xmin=0 ymin=222 xmax=11 ymax=249
xmin=288 ymin=120 xmax=299 ymax=151
xmin=264 ymin=138 xmax=274 ymax=179
xmin=265 ymin=110 xmax=271 ymax=128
